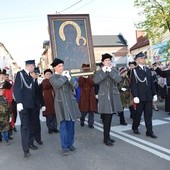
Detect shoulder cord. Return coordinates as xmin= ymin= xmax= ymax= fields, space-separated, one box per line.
xmin=133 ymin=69 xmax=148 ymax=85
xmin=20 ymin=72 xmax=32 ymax=89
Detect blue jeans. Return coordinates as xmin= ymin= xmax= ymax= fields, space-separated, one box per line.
xmin=1 ymin=131 xmax=8 ymax=141
xmin=60 ymin=120 xmax=75 ymax=150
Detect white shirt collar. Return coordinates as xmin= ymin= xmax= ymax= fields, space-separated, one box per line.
xmin=138 ymin=64 xmax=144 ymax=69
xmin=24 ymin=69 xmax=29 ymax=75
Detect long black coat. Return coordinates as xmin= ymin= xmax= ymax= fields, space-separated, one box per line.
xmin=14 ymin=69 xmax=36 ymax=108
xmin=131 ymin=66 xmax=156 ymax=101
xmin=34 ymin=79 xmax=45 ymax=109
xmin=155 ymin=67 xmax=170 ymax=112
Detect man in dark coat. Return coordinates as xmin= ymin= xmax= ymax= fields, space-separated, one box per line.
xmin=30 ymin=67 xmax=46 ymax=145
xmin=154 ymin=64 xmax=170 ymax=114
xmin=49 ymin=58 xmax=80 ymax=156
xmin=93 ymin=53 xmax=123 ymax=146
xmin=13 ymin=60 xmax=37 ymax=158
xmin=131 ymin=52 xmax=157 ymax=138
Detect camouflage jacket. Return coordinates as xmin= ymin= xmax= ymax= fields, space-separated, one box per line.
xmin=0 ymin=96 xmax=10 ymax=132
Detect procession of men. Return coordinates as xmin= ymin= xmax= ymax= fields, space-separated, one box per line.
xmin=1 ymin=51 xmax=169 ymax=160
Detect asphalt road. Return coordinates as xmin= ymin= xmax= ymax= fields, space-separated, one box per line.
xmin=0 ymin=101 xmax=170 ymax=170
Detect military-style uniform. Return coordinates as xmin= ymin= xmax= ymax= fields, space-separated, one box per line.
xmin=131 ymin=65 xmax=156 ymax=135
xmin=14 ymin=66 xmax=36 ymax=154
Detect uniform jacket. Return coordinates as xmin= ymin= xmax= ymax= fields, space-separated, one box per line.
xmin=93 ymin=68 xmax=123 ymax=114
xmin=13 ymin=69 xmax=36 ymax=108
xmin=42 ymin=79 xmax=55 ymax=116
xmin=131 ymin=66 xmax=156 ymax=102
xmin=49 ymin=74 xmax=81 ymax=123
xmin=155 ymin=67 xmax=170 ymax=112
xmin=78 ymin=76 xmax=97 ymax=113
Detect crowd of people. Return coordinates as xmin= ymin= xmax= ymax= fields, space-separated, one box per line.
xmin=0 ymin=52 xmax=170 ymax=158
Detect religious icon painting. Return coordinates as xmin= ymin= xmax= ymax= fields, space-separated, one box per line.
xmin=48 ymin=14 xmax=96 ymax=76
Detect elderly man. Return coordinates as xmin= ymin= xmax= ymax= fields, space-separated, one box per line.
xmin=14 ymin=60 xmax=37 ymax=158
xmin=131 ymin=52 xmax=157 ymax=138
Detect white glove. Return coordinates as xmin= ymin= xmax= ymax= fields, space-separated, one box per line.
xmin=102 ymin=66 xmax=107 ymax=73
xmin=106 ymin=67 xmax=112 ymax=72
xmin=62 ymin=70 xmax=67 ymax=76
xmin=133 ymin=97 xmax=140 ymax=104
xmin=83 ymin=76 xmax=88 ymax=78
xmin=121 ymin=87 xmax=127 ymax=91
xmin=17 ymin=103 xmax=23 ymax=112
xmin=95 ymin=95 xmax=98 ymax=99
xmin=9 ymin=117 xmax=12 ymax=122
xmin=41 ymin=106 xmax=46 ymax=111
xmin=37 ymin=77 xmax=43 ymax=85
xmin=153 ymin=95 xmax=157 ymax=102
xmin=62 ymin=70 xmax=71 ymax=81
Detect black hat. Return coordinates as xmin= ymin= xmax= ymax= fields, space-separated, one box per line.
xmin=34 ymin=67 xmax=40 ymax=74
xmin=101 ymin=53 xmax=112 ymax=62
xmin=44 ymin=69 xmax=53 ymax=75
xmin=51 ymin=58 xmax=64 ymax=67
xmin=82 ymin=63 xmax=90 ymax=71
xmin=0 ymin=69 xmax=6 ymax=75
xmin=134 ymin=52 xmax=145 ymax=60
xmin=25 ymin=60 xmax=35 ymax=65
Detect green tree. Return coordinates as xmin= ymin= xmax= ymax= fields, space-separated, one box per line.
xmin=134 ymin=0 xmax=170 ymax=44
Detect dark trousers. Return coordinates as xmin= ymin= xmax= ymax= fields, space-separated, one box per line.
xmin=46 ymin=115 xmax=58 ymax=131
xmin=129 ymin=105 xmax=136 ymax=119
xmin=19 ymin=108 xmax=35 ymax=152
xmin=80 ymin=112 xmax=94 ymax=126
xmin=132 ymin=101 xmax=153 ymax=134
xmin=34 ymin=108 xmax=41 ymax=142
xmin=12 ymin=100 xmax=17 ymax=123
xmin=118 ymin=110 xmax=125 ymax=123
xmin=102 ymin=114 xmax=113 ymax=141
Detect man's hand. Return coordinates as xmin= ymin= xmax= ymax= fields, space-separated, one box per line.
xmin=133 ymin=97 xmax=140 ymax=104
xmin=153 ymin=95 xmax=158 ymax=102
xmin=106 ymin=67 xmax=112 ymax=72
xmin=17 ymin=103 xmax=23 ymax=112
xmin=41 ymin=106 xmax=46 ymax=112
xmin=62 ymin=70 xmax=71 ymax=81
xmin=121 ymin=87 xmax=127 ymax=92
xmin=102 ymin=66 xmax=107 ymax=73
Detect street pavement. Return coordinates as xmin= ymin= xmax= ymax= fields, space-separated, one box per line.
xmin=0 ymin=100 xmax=170 ymax=170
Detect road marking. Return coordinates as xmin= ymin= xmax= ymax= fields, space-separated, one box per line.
xmin=140 ymin=119 xmax=169 ymax=126
xmin=164 ymin=117 xmax=170 ymax=121
xmin=89 ymin=121 xmax=170 ymax=161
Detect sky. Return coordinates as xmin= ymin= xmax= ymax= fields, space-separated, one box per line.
xmin=0 ymin=0 xmax=139 ymax=68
